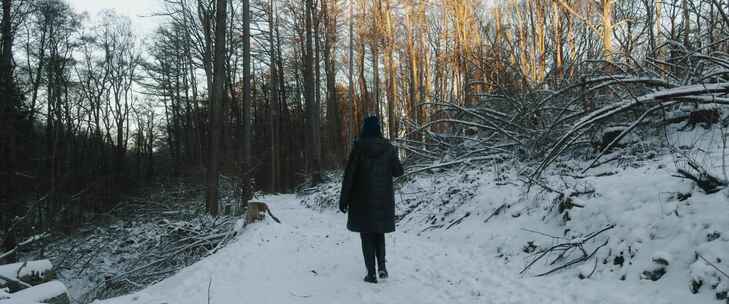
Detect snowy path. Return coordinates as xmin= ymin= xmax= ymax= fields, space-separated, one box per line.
xmin=99 ymin=195 xmax=650 ymax=304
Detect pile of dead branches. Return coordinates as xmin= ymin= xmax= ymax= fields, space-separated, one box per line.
xmin=529 ymin=47 xmax=729 ymax=179
xmin=396 ymin=98 xmax=528 ymax=179
xmin=17 ymin=183 xmax=239 ymax=303
xmin=73 ymin=202 xmax=236 ymax=302
xmin=398 ymin=46 xmax=729 ymax=182
xmin=80 ymin=215 xmax=236 ymax=301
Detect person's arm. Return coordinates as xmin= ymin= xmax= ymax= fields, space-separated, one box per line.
xmin=391 ymin=147 xmax=404 ymax=178
xmin=339 ymin=142 xmax=359 ymax=213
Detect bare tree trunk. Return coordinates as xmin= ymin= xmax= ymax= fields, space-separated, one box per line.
xmin=304 ymin=0 xmax=321 ymax=184
xmin=553 ymin=0 xmax=563 ymax=80
xmin=384 ymin=0 xmax=396 ymax=140
xmin=602 ymin=0 xmax=614 ymax=59
xmin=241 ymin=0 xmax=253 ymax=201
xmin=268 ymin=0 xmax=279 ymax=192
xmin=206 ymin=0 xmax=228 ymax=216
xmin=358 ymin=43 xmax=371 ymax=114
xmin=313 ymin=3 xmax=322 ymax=165
xmin=0 ymin=0 xmax=18 ymax=231
xmin=323 ymin=0 xmax=342 ymax=165
xmin=347 ymin=0 xmax=355 ymax=148
xmin=373 ymin=46 xmax=381 ymax=118
xmin=405 ymin=7 xmax=419 ymax=134
xmin=682 ymin=0 xmax=690 ymax=48
xmin=655 ymin=0 xmax=662 ymax=64
xmin=275 ymin=15 xmax=288 ymax=190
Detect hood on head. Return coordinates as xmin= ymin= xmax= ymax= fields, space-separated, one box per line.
xmin=360 ymin=116 xmax=382 ymax=139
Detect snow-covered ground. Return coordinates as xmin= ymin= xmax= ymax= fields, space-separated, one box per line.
xmin=94 ymin=128 xmax=728 ymax=304
xmin=93 ymin=195 xmax=636 ymax=304
xmin=95 ymin=190 xmax=721 ymax=304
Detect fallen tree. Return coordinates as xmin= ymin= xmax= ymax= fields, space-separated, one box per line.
xmin=3 ymin=280 xmax=70 ymax=304
xmin=0 ymin=260 xmax=54 ymax=292
xmin=0 ymin=259 xmax=70 ymax=304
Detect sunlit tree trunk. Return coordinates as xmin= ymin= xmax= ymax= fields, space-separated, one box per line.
xmin=602 ymin=0 xmax=614 ymax=59
xmin=348 ymin=0 xmax=355 ymax=145
xmin=553 ymin=0 xmax=563 ymax=79
xmin=405 ymin=4 xmax=419 ymax=131
xmin=383 ymin=0 xmax=397 ymax=139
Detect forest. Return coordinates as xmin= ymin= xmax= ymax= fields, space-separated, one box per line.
xmin=1 ymin=0 xmax=729 ymax=303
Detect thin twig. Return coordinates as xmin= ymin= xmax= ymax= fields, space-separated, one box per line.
xmin=207 ymin=277 xmax=213 ymax=304
xmin=696 ymin=252 xmax=729 ymax=280
xmin=521 ymin=228 xmax=561 ymax=239
xmin=446 ymin=212 xmax=471 ymax=230
xmin=484 ymin=204 xmax=507 ymax=223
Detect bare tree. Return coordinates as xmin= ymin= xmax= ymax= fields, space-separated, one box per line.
xmin=0 ymin=0 xmax=20 ymax=240
xmin=303 ymin=0 xmax=321 ymax=184
xmin=240 ymin=0 xmax=253 ymax=202
xmin=205 ymin=0 xmax=228 ymax=215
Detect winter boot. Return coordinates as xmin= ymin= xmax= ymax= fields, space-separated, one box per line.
xmin=364 ymin=273 xmax=378 ymax=284
xmin=378 ymin=268 xmax=388 ymax=279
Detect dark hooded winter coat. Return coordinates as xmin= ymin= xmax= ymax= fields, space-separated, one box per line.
xmin=339 ymin=137 xmax=404 ymax=233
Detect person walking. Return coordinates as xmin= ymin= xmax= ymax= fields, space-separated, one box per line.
xmin=339 ymin=116 xmax=404 ymax=283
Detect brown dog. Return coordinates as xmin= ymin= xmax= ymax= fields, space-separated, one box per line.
xmin=244 ymin=201 xmax=281 ymax=225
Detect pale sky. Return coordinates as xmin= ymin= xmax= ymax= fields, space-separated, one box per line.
xmin=67 ymin=0 xmax=164 ymax=37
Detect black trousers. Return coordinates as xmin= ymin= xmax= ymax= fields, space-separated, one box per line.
xmin=360 ymin=233 xmax=386 ymax=275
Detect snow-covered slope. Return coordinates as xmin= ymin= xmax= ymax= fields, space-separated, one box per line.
xmin=96 ymin=128 xmax=729 ymax=304
xmin=395 ymin=127 xmax=729 ymax=303
xmin=388 ymin=127 xmax=729 ymax=304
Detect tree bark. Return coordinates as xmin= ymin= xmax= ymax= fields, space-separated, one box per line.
xmin=304 ymin=0 xmax=321 ymax=184
xmin=384 ymin=0 xmax=397 ymax=140
xmin=206 ymin=0 xmax=228 ymax=216
xmin=268 ymin=0 xmax=279 ymax=192
xmin=240 ymin=0 xmax=253 ymax=201
xmin=602 ymin=0 xmax=614 ymax=59
xmin=682 ymin=0 xmax=690 ymax=48
xmin=347 ymin=0 xmax=355 ymax=148
xmin=0 ymin=0 xmax=18 ymax=228
xmin=323 ymin=0 xmax=342 ymax=165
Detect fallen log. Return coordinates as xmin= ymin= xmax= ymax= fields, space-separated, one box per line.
xmin=0 ymin=272 xmax=32 ymax=292
xmin=0 ymin=260 xmax=55 ymax=292
xmin=6 ymin=280 xmax=70 ymax=304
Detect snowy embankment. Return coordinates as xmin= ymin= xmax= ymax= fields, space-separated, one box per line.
xmin=97 ymin=128 xmax=728 ymax=304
